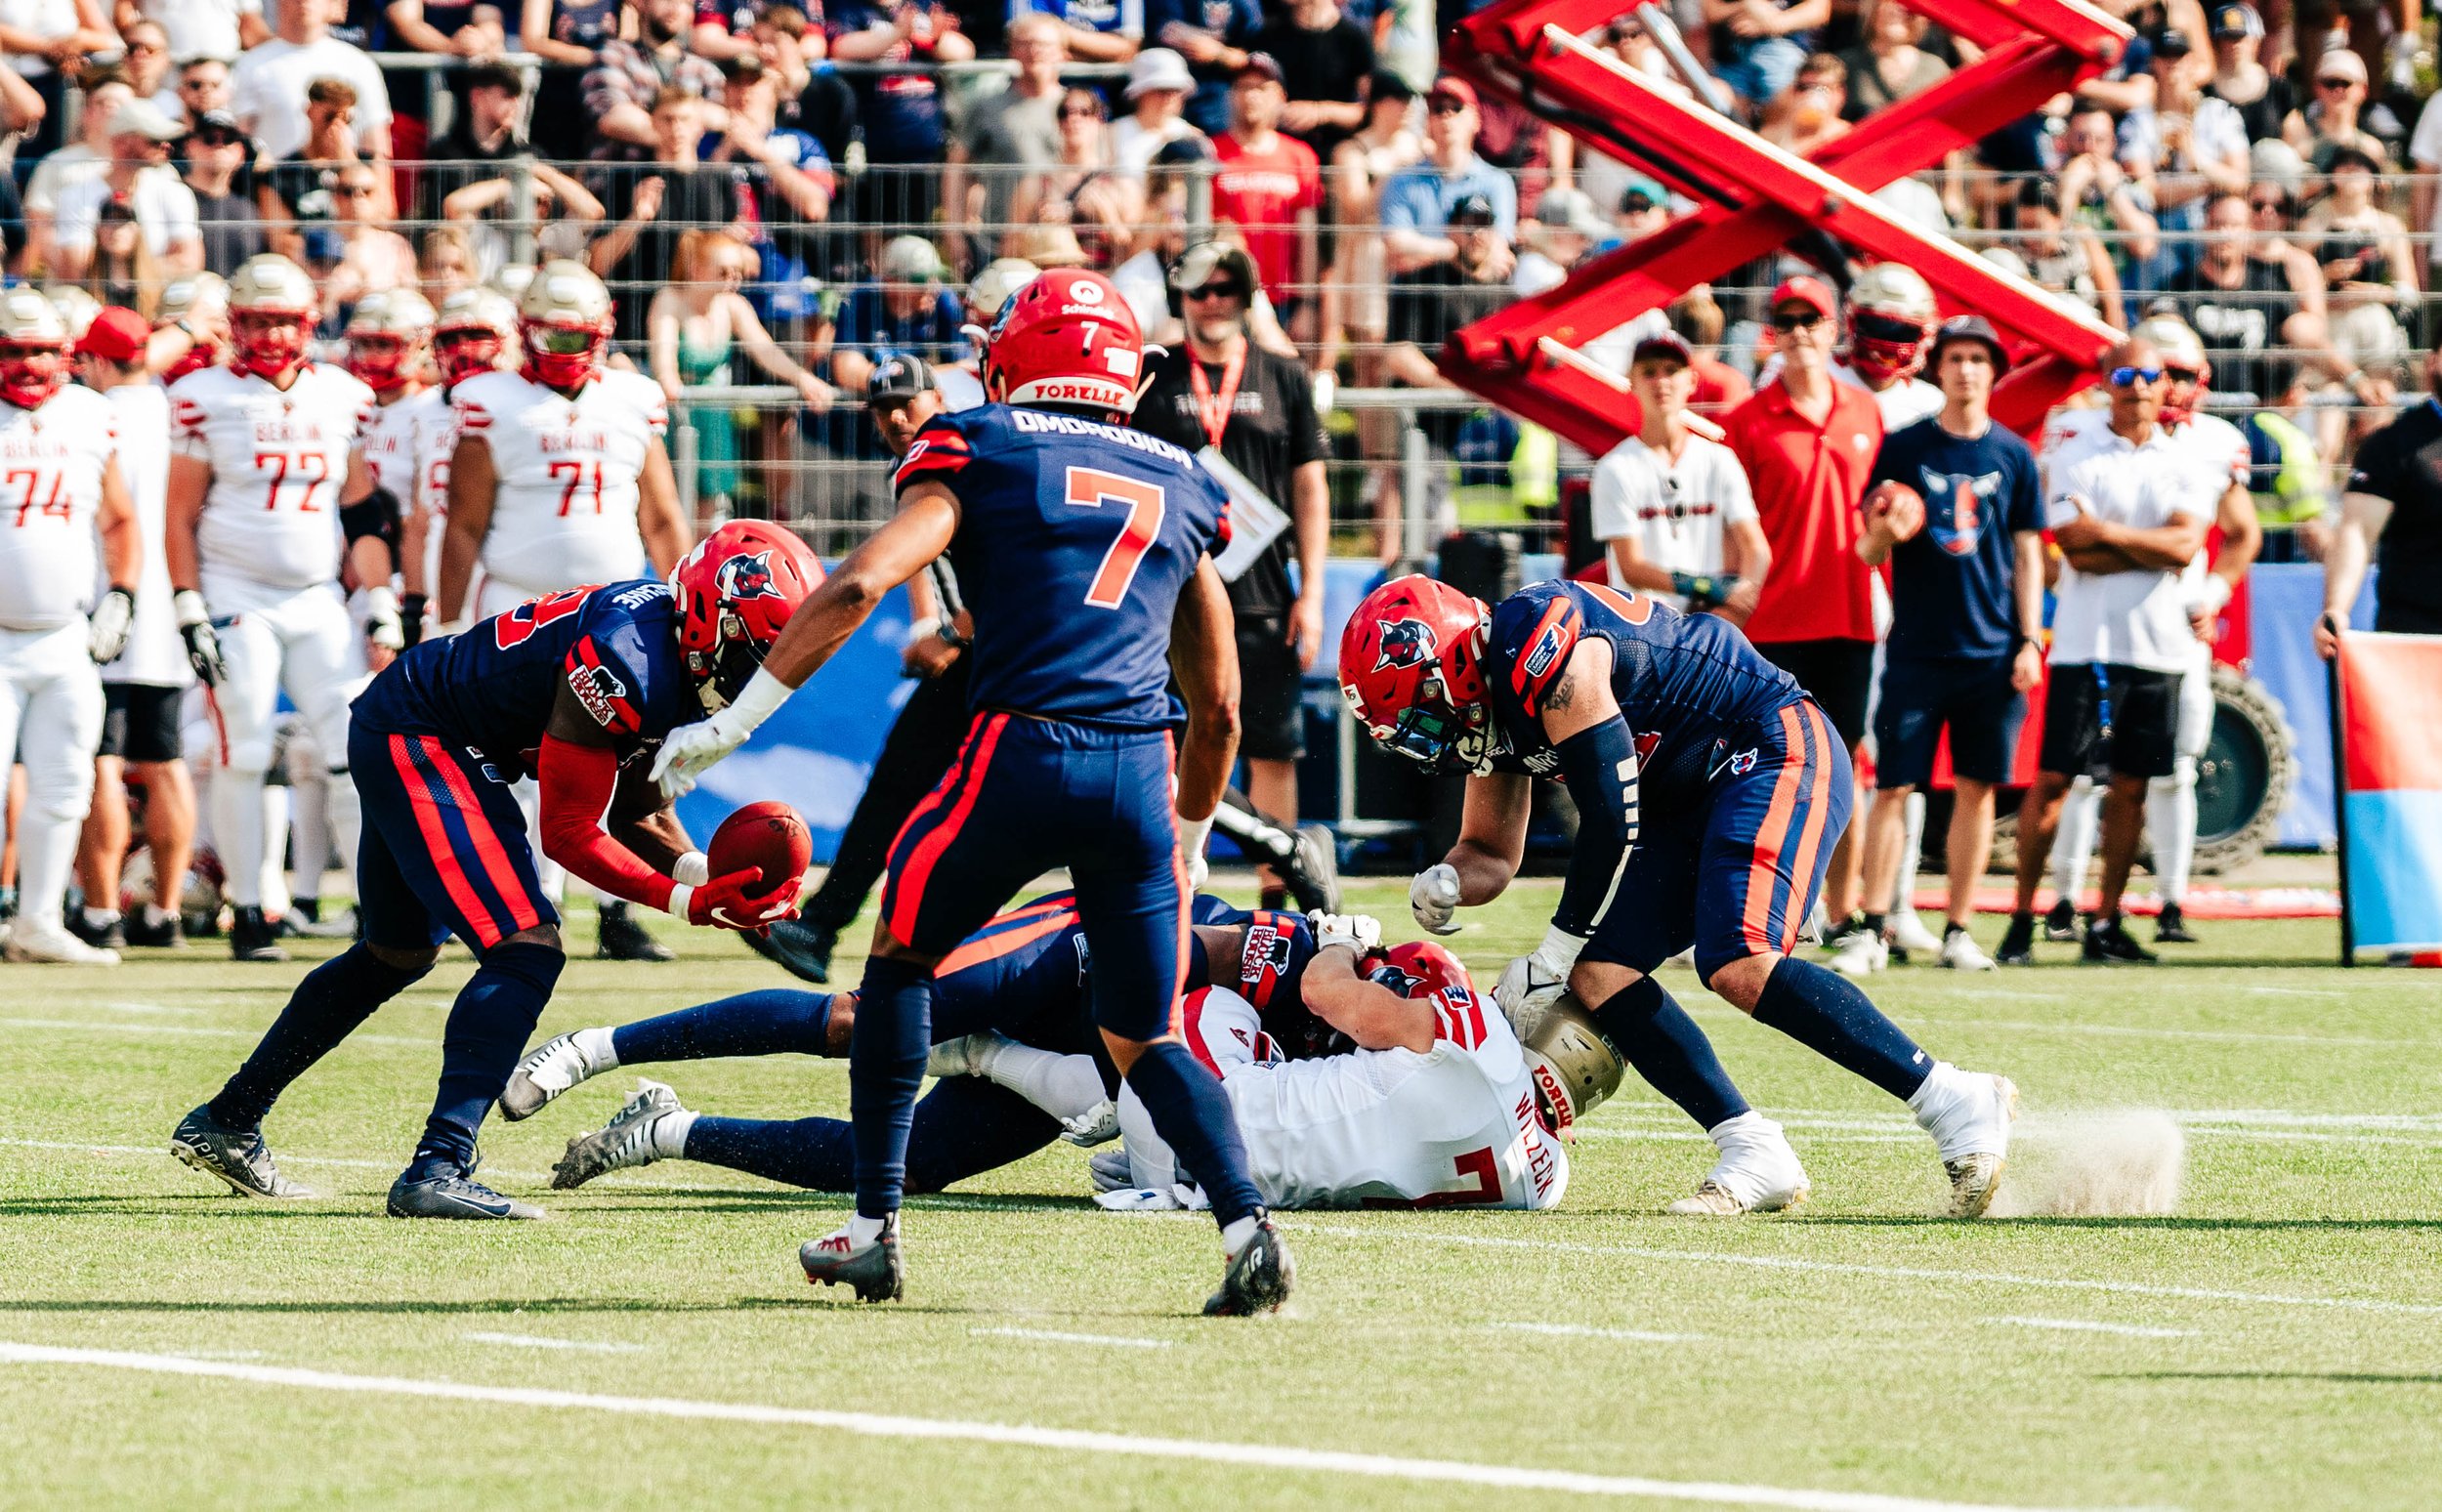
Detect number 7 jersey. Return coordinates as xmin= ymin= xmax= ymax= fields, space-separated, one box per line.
xmin=894 ymin=402 xmax=1231 ymax=727
xmin=169 ymin=361 xmax=375 ymax=592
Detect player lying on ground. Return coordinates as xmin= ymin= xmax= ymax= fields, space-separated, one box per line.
xmin=169 ymin=522 xmax=818 ymax=1220
xmin=1342 ymin=574 xmax=2019 ymax=1217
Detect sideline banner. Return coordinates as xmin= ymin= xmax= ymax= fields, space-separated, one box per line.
xmin=2332 ymin=631 xmax=2442 ymax=962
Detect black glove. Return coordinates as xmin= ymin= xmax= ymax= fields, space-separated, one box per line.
xmin=400 ymin=591 xmax=428 ymax=648
xmin=174 ymin=588 xmax=226 ymax=687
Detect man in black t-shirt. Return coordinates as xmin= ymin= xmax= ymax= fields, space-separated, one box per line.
xmin=1383 ymin=192 xmax=1512 ymax=451
xmin=587 ymin=88 xmax=754 ymax=340
xmin=1252 ymin=0 xmax=1373 ymax=163
xmin=1133 ymin=241 xmax=1330 ymax=909
xmin=2321 ymin=347 xmax=2442 ymax=651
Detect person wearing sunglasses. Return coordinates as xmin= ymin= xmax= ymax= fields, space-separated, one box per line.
xmin=1997 ymin=338 xmax=2213 ymax=967
xmin=2280 ymin=45 xmax=2388 ymax=178
xmin=178 ymin=110 xmax=264 ymax=277
xmin=1378 ymin=75 xmax=1515 ymax=277
xmin=2202 ymin=3 xmax=2291 ymax=147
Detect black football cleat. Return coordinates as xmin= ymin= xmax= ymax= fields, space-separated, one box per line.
xmin=388 ymin=1157 xmax=545 ymax=1220
xmin=595 ymin=901 xmax=675 ymax=962
xmin=1203 ymin=1214 xmax=1295 ymax=1317
xmin=2042 ymin=898 xmax=2081 ymax=943
xmin=68 ymin=912 xmax=125 ymax=951
xmin=743 ymin=916 xmax=836 ymax=984
xmin=124 ymin=910 xmax=185 ymax=948
xmin=1995 ymin=912 xmax=2037 ymax=966
xmin=2083 ymin=916 xmax=2159 ymax=965
xmin=800 ymin=1213 xmax=904 ymax=1302
xmin=171 ymin=1104 xmax=316 ymax=1198
xmin=229 ymin=904 xmax=289 ymax=962
xmin=2154 ymin=903 xmax=2199 ymax=944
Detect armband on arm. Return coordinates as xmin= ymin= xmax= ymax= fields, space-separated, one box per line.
xmin=341 ymin=487 xmax=402 ymax=552
xmin=1669 ymin=570 xmax=1733 ymax=609
xmin=1552 ymin=717 xmax=1641 ymax=938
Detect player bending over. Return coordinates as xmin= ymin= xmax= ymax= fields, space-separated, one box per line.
xmin=647 ymin=270 xmax=1287 ymax=1313
xmin=169 ymin=522 xmax=817 ymax=1219
xmin=1342 ymin=574 xmax=2018 ymax=1217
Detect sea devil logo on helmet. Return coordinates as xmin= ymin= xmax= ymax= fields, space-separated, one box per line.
xmin=1372 ymin=617 xmax=1436 ymax=673
xmin=715 ymin=550 xmax=778 ymax=601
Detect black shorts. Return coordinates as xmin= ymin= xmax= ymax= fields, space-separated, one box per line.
xmin=99 ymin=683 xmax=184 ymax=764
xmin=1873 ymin=655 xmax=2028 ymax=789
xmin=1753 ymin=638 xmax=1874 ymax=749
xmin=1234 ymin=616 xmax=1307 ymax=763
xmin=2037 ymin=664 xmax=2181 ymax=781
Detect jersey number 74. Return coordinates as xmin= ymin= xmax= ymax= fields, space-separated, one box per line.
xmin=1065 ymin=467 xmax=1165 ymax=609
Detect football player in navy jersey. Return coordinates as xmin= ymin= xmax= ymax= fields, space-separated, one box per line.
xmin=648 ymin=269 xmax=1288 ymax=1314
xmin=1341 ymin=574 xmax=2020 ymax=1218
xmin=169 ymin=523 xmax=821 ymax=1221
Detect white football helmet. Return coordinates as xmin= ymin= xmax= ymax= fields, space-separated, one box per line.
xmin=1513 ymin=992 xmax=1624 ymax=1140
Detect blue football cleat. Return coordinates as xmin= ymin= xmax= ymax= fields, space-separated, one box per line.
xmin=388 ymin=1157 xmax=545 ymax=1220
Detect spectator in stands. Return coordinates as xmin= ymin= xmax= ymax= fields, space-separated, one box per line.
xmin=1379 ymin=76 xmax=1514 ymax=275
xmin=1112 ymin=137 xmax=1201 ymax=331
xmin=1253 ymin=0 xmax=1371 ymax=162
xmin=1668 ymin=288 xmax=1752 ymax=414
xmin=256 ymin=77 xmax=377 ymax=262
xmin=1723 ymin=274 xmax=1884 ymax=936
xmin=1 ymin=0 xmax=117 ymax=158
xmin=946 ymin=12 xmax=1066 ymax=269
xmin=1012 ymin=0 xmax=1141 ymax=63
xmin=1150 ymin=0 xmax=1260 ymax=136
xmin=1380 ymin=190 xmax=1512 ymax=550
xmin=1836 ymin=0 xmax=1947 ymax=121
xmin=1760 ymin=52 xmax=1848 ymax=155
xmin=2321 ymin=344 xmax=2442 ymax=648
xmin=384 ymin=1 xmax=509 ymax=63
xmin=1613 ymin=173 xmax=1669 ymax=242
xmin=2298 ymin=144 xmax=2416 ymax=372
xmin=522 ymin=0 xmax=633 ymax=159
xmin=1703 ymin=0 xmax=1828 ymax=116
xmin=1590 ymin=329 xmax=1768 ymax=619
xmin=2169 ymin=189 xmax=2324 ymax=401
xmin=2133 ymin=28 xmax=2249 ymax=287
xmin=1113 ymin=48 xmax=1200 ymax=177
xmin=819 ymin=232 xmax=970 ymax=396
xmin=172 ymin=55 xmax=233 ymax=132
xmin=1317 ymin=69 xmax=1415 ymax=383
xmin=1212 ymin=54 xmax=1321 ymax=337
xmin=1064 ymin=172 xmax=1143 ymax=273
xmin=2285 ymin=45 xmax=2388 ymax=173
xmin=745 ymin=5 xmax=818 ymax=95
xmin=54 ymin=100 xmax=201 ymax=286
xmin=324 ymin=160 xmax=419 ymax=321
xmin=179 ymin=110 xmax=261 ymax=276
xmin=123 ymin=0 xmax=267 ymax=64
xmin=24 ymin=74 xmax=131 ymax=273
xmin=2058 ymin=102 xmax=2159 ymax=295
xmin=429 ymin=57 xmax=608 ymax=237
xmin=231 ymin=0 xmax=394 ymax=166
xmin=77 ymin=200 xmax=162 ymax=315
xmin=1006 ymin=86 xmax=1114 ymax=233
xmin=121 ymin=19 xmax=178 ymax=117
xmin=650 ymin=229 xmax=833 ymax=513
xmin=2203 ymin=1 xmax=2287 ymax=144
xmin=2408 ymin=74 xmax=2442 ymax=299
xmin=588 ymin=84 xmax=754 ymax=337
xmin=826 ymin=0 xmax=970 ymax=233
xmin=419 ymin=223 xmax=478 ymax=304
xmin=710 ymin=51 xmax=835 ymax=310
xmin=691 ymin=0 xmax=776 ymax=66
xmin=1514 ymin=186 xmax=1605 ymax=295
xmin=587 ymin=0 xmax=728 ymax=160
xmin=2011 ymin=178 xmax=2125 ymax=329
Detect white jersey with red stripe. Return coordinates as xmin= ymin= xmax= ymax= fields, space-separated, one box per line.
xmin=1124 ymin=987 xmax=1569 ymax=1211
xmin=0 ymin=384 xmax=118 ymax=631
xmin=169 ymin=361 xmax=374 ymax=594
xmin=450 ymin=367 xmax=665 ymax=597
xmin=361 ymin=385 xmax=445 ymax=517
xmin=415 ymin=385 xmax=462 ymax=595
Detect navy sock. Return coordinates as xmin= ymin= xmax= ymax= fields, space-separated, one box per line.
xmin=849 ymin=953 xmax=933 ymax=1217
xmin=611 ymin=989 xmax=833 ymax=1066
xmin=1750 ymin=956 xmax=1932 ymax=1101
xmin=413 ymin=942 xmax=565 ymax=1170
xmin=687 ymin=1079 xmax=1058 ymax=1193
xmin=1592 ymin=977 xmax=1750 ymax=1131
xmin=1125 ymin=1040 xmax=1263 ymax=1228
xmin=210 ymin=944 xmax=432 ymax=1129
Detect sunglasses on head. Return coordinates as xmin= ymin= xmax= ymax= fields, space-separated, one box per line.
xmin=1770 ymin=309 xmax=1827 ymax=332
xmin=2108 ymin=364 xmax=2165 ymax=386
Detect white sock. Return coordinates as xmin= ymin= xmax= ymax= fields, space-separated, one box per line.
xmin=1891 ymin=790 xmax=1926 ymax=916
xmin=651 ymin=1106 xmax=697 ymax=1159
xmin=325 ymin=777 xmax=363 ymax=882
xmin=213 ymin=770 xmax=270 ymax=907
xmin=970 ymin=1036 xmax=1108 ymax=1123
xmin=2051 ymin=778 xmax=2102 ymax=907
xmin=1220 ymin=1214 xmax=1261 ymax=1257
xmin=2147 ymin=759 xmax=2197 ymax=906
xmin=15 ymin=809 xmax=80 ymax=933
xmin=849 ymin=1212 xmax=891 ymax=1244
xmin=1709 ymin=1109 xmax=1772 ymax=1145
xmin=1906 ymin=1060 xmax=1960 ymax=1120
xmin=573 ymin=1026 xmax=619 ymax=1074
xmin=83 ymin=905 xmax=120 ymax=929
xmin=143 ymin=903 xmax=175 ymax=929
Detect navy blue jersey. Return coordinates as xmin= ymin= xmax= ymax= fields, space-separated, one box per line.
xmin=894 ymin=402 xmax=1232 ymax=728
xmin=353 ymin=580 xmax=696 ymax=778
xmin=1483 ymin=580 xmax=1805 ymax=801
xmin=1868 ymin=418 xmax=2043 ymax=662
xmin=1226 ymin=908 xmax=1349 ymax=1060
xmin=930 ymin=890 xmax=1095 ymax=1043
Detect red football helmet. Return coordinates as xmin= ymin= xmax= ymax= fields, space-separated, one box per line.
xmin=669 ymin=520 xmax=825 ymax=714
xmin=1843 ymin=263 xmax=1937 ymax=387
xmin=0 ymin=288 xmax=70 ymax=410
xmin=1366 ymin=939 xmax=1473 ymax=999
xmin=434 ymin=287 xmax=517 ymax=388
xmin=982 ymin=268 xmax=1144 ymax=414
xmin=519 ymin=260 xmax=611 ymax=392
xmin=1338 ymin=574 xmax=1495 ymax=775
xmin=226 ymin=254 xmax=318 ymax=382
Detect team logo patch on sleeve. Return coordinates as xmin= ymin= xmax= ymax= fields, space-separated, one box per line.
xmin=1238 ymin=915 xmax=1294 ymax=1008
xmin=1430 ymin=986 xmax=1488 ymax=1050
xmin=1372 ymin=617 xmax=1436 ymax=673
xmin=1512 ymin=597 xmax=1583 ymax=715
xmin=568 ymin=636 xmax=641 ymax=734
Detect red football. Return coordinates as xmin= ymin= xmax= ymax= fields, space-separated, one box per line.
xmin=706 ymin=800 xmax=814 ymax=896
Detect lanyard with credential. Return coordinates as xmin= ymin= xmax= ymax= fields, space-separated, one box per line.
xmin=1188 ymin=346 xmax=1247 ymax=450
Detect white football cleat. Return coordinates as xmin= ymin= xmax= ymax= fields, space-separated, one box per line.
xmin=550 ymin=1079 xmax=687 ymax=1189
xmin=1909 ymin=1064 xmax=2019 ymax=1217
xmin=4 ymin=922 xmax=119 ymax=965
xmin=1939 ymin=929 xmax=1996 ymax=972
xmin=1829 ymin=928 xmax=1886 ymax=979
xmin=1887 ymin=910 xmax=1943 ymax=959
xmin=1668 ymin=1112 xmax=1810 ymax=1215
xmin=502 ymin=1029 xmax=610 ymax=1121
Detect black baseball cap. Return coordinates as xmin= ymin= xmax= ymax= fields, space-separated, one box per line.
xmin=867 ymin=353 xmax=934 ymax=402
xmin=1927 ymin=314 xmax=2011 ymax=375
xmin=1449 ymin=191 xmax=1498 ymax=226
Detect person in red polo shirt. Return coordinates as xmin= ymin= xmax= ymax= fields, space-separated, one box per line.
xmin=1723 ymin=274 xmax=1884 ymax=941
xmin=1212 ymin=53 xmax=1323 ymax=343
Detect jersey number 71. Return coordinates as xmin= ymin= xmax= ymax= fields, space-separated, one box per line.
xmin=1065 ymin=467 xmax=1165 ymax=609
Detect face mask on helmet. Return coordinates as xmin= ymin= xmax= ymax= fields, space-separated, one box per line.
xmin=1845 ymin=308 xmax=1931 ymax=384
xmin=0 ymin=343 xmax=67 ymax=408
xmin=231 ymin=309 xmax=311 ymax=380
xmin=523 ymin=320 xmax=602 ymax=388
xmin=347 ymin=333 xmax=413 ymax=392
xmin=435 ymin=328 xmax=505 ymax=386
xmin=1348 ymin=675 xmax=1494 ymax=776
xmin=692 ymin=609 xmax=776 ymax=715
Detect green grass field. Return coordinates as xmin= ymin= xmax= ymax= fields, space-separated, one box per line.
xmin=4 ymin=879 xmax=2438 ymax=1511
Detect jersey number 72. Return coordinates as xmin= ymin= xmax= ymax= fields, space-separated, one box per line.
xmin=1065 ymin=467 xmax=1165 ymax=609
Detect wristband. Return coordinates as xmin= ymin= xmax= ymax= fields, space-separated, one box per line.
xmin=2200 ymin=576 xmax=2233 ymax=613
xmin=1176 ymin=811 xmax=1213 ymax=867
xmin=663 ymin=881 xmax=694 ymax=922
xmin=1668 ymin=570 xmax=1726 ymax=609
xmin=1536 ymin=921 xmax=1589 ymax=974
xmin=673 ymin=850 xmax=709 ymax=887
xmin=367 ymin=584 xmax=399 ymax=619
xmin=724 ymin=665 xmax=795 ymax=738
xmin=906 ymin=614 xmax=940 ymax=644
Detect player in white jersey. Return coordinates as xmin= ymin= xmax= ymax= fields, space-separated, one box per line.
xmin=439 ymin=261 xmax=693 ymax=962
xmin=0 ymin=289 xmax=140 ymax=964
xmin=338 ymin=289 xmax=442 ymax=664
xmin=399 ymin=287 xmax=516 ymax=642
xmin=2042 ymin=318 xmax=2260 ymax=947
xmin=164 ymin=253 xmax=377 ymax=963
xmin=70 ymin=306 xmax=199 ymax=954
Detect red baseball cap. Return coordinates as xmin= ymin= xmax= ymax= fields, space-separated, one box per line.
xmin=1768 ymin=275 xmax=1836 ymax=317
xmin=75 ymin=306 xmax=150 ymax=363
xmin=1427 ymin=75 xmax=1478 ymax=110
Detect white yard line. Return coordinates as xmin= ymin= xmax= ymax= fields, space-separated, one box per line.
xmin=1987 ymin=1318 xmax=2195 ymax=1339
xmin=463 ymin=1332 xmax=648 ymax=1354
xmin=1891 ymin=1018 xmax=2437 ymax=1049
xmin=1490 ymin=1322 xmax=1707 ymax=1343
xmin=0 ymin=1343 xmax=2157 ymax=1512
xmin=0 ymin=1018 xmax=435 ymax=1047
xmin=1286 ymin=1224 xmax=2442 ymax=1318
xmin=969 ymin=1327 xmax=1172 ymax=1350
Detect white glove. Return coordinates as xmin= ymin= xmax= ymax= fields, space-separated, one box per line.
xmin=1059 ymin=1098 xmax=1120 ymax=1147
xmin=1177 ymin=811 xmax=1213 ymax=891
xmin=1306 ymin=909 xmax=1381 ymax=956
xmin=88 ymin=586 xmax=135 ymax=664
xmin=1093 ymin=1182 xmax=1209 ymax=1212
xmin=651 ymin=666 xmax=795 ymax=799
xmin=364 ymin=585 xmax=405 ymax=652
xmin=1410 ymin=862 xmax=1464 ymax=936
xmin=1495 ymin=923 xmax=1587 ymax=1026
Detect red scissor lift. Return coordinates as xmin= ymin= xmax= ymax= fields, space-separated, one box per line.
xmin=1433 ymin=0 xmax=2136 ymax=451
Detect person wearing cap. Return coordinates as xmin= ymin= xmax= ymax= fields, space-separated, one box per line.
xmin=2135 ymin=28 xmax=2249 ymax=282
xmin=423 ymin=58 xmax=605 ymax=231
xmin=1134 ymin=239 xmax=1329 ymax=908
xmin=1701 ymin=0 xmax=1826 ymax=114
xmin=1250 ymin=0 xmax=1374 ymax=161
xmin=1612 ymin=173 xmax=1669 ymax=243
xmin=1383 ymin=187 xmax=1516 ymax=542
xmin=2203 ymin=3 xmax=2289 ymax=144
xmin=1378 ymin=75 xmax=1516 ymax=275
xmin=821 ymin=233 xmax=970 ymax=400
xmin=1517 ymin=187 xmax=1611 ymax=296
xmin=1011 ymin=0 xmax=1144 ymax=63
xmin=1840 ymin=317 xmax=2043 ymax=977
xmin=1589 ymin=330 xmax=1769 ymax=628
xmin=1114 ymin=47 xmax=1204 ymax=177
xmin=51 ymin=98 xmax=205 ymax=286
xmin=1149 ymin=0 xmax=1262 ymax=136
xmin=2282 ymin=45 xmax=2388 ymax=175
xmin=1722 ymin=274 xmax=1884 ymax=931
xmin=944 ymin=14 xmax=1068 ymax=271
xmin=2297 ymin=143 xmax=2419 ymax=368
xmin=69 ymin=305 xmax=198 ymax=954
xmin=1211 ymin=53 xmax=1322 ymax=332
xmin=1318 ymin=70 xmax=1419 ymax=404
xmin=178 ymin=109 xmax=263 ymax=277
xmin=23 ymin=79 xmax=137 ymax=275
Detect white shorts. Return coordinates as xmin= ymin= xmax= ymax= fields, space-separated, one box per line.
xmin=196 ymin=576 xmax=365 ymax=776
xmin=0 ymin=619 xmax=103 ymax=817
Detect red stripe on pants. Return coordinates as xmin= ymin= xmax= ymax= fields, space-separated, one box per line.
xmin=886 ymin=712 xmax=1012 ymax=947
xmin=1740 ymin=705 xmax=1810 ymax=955
xmin=392 ymin=734 xmax=502 ymax=948
xmin=1774 ymin=703 xmax=1839 ymax=953
xmin=418 ymin=736 xmax=543 ymax=937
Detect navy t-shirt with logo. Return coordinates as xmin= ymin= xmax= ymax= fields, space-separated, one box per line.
xmin=1868 ymin=416 xmax=2043 ymax=662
